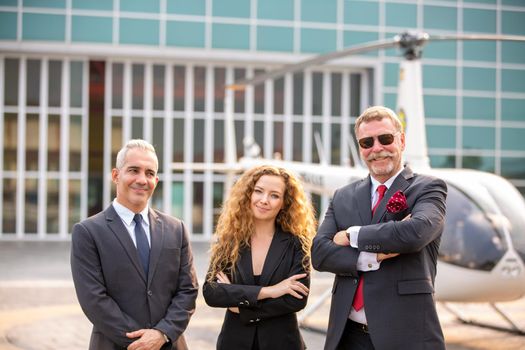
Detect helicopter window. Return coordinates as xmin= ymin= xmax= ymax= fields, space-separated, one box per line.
xmin=439 ymin=185 xmax=507 ymax=271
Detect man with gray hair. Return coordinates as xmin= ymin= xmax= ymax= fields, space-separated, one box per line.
xmin=71 ymin=139 xmax=198 ymax=350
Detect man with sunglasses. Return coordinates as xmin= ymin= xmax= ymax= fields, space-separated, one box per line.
xmin=312 ymin=106 xmax=447 ymax=350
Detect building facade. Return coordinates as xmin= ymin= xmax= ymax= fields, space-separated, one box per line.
xmin=1 ymin=0 xmax=524 ymax=240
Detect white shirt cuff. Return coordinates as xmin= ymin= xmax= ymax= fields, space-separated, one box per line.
xmin=347 ymin=226 xmax=361 ymax=248
xmin=356 ymin=252 xmax=381 ymax=271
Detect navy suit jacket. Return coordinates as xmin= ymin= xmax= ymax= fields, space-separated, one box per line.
xmin=71 ymin=205 xmax=198 ymax=350
xmin=203 ymin=227 xmax=309 ymax=350
xmin=312 ymin=166 xmax=447 ymax=350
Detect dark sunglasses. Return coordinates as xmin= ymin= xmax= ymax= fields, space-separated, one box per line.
xmin=358 ymin=132 xmax=399 ymax=149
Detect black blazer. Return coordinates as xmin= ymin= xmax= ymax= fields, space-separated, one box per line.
xmin=71 ymin=205 xmax=199 ymax=350
xmin=203 ymin=226 xmax=309 ymax=350
xmin=312 ymin=166 xmax=447 ymax=350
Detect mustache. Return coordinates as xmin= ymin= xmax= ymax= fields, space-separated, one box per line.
xmin=366 ymin=151 xmax=394 ymax=161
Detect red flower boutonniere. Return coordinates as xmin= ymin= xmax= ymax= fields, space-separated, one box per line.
xmin=386 ymin=190 xmax=408 ymax=213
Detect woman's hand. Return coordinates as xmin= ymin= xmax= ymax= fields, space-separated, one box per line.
xmin=258 ymin=273 xmax=309 ymax=300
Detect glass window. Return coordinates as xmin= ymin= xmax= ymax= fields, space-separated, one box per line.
xmin=132 ymin=117 xmax=143 ymax=139
xmin=258 ymin=0 xmax=293 ymax=20
xmin=502 ymin=69 xmax=525 ymax=93
xmin=312 ymin=72 xmax=323 ymax=116
xmin=234 ymin=68 xmax=245 ymax=113
xmin=463 ymin=67 xmax=496 ymax=91
xmin=463 ymin=97 xmax=495 ymax=121
xmin=383 ymin=93 xmax=396 ymax=112
xmin=501 ymin=128 xmax=525 ymax=151
xmin=153 ymin=65 xmax=165 ymax=110
xmin=212 ymin=182 xmax=224 ymax=232
xmin=462 ymin=156 xmax=494 ymax=172
xmin=424 ymin=95 xmax=456 ymax=119
xmin=273 ymin=121 xmax=284 ymax=157
xmin=344 ymin=0 xmax=378 ymax=26
xmin=331 ymin=73 xmax=342 ymax=117
xmin=112 ymin=63 xmax=123 ymax=109
xmin=3 ymin=178 xmax=17 ymax=233
xmin=349 ymin=74 xmax=361 ymax=117
xmin=257 ymin=26 xmax=293 ymax=53
xmin=300 ymin=28 xmax=336 ymax=54
xmin=273 ymin=77 xmax=284 ymax=115
xmin=171 ymin=181 xmax=184 ymax=218
xmin=502 ymin=42 xmax=525 ymax=64
xmin=72 ymin=0 xmax=112 ymax=10
xmin=132 ymin=64 xmax=144 ymax=110
xmin=4 ymin=58 xmax=19 ymax=106
xmin=293 ymin=122 xmax=302 ymax=162
xmin=119 ymin=19 xmax=159 ymax=46
xmin=152 ymin=118 xmax=164 ymax=170
xmin=463 ymin=41 xmax=496 ymax=62
xmin=254 ymin=120 xmax=264 ymax=151
xmin=23 ymin=0 xmax=65 ymax=8
xmin=194 ymin=66 xmax=206 ymax=112
xmin=502 ymin=98 xmax=525 ymax=122
xmin=0 ymin=11 xmax=17 ymax=40
xmin=429 ymin=155 xmax=455 ymax=168
xmin=331 ymin=123 xmax=341 ymax=165
xmin=47 ymin=179 xmax=59 ymax=234
xmin=214 ymin=67 xmax=225 ymax=112
xmin=193 ymin=182 xmax=203 ymax=234
xmin=293 ymin=73 xmax=303 ymax=115
xmin=48 ymin=114 xmax=60 ymax=171
xmin=312 ymin=122 xmax=322 ymax=163
xmin=254 ymin=69 xmax=265 ymax=114
xmin=111 ymin=116 xmax=122 ymax=168
xmin=70 ymin=61 xmax=83 ymax=108
xmin=69 ymin=180 xmax=81 ymax=233
xmin=235 ymin=120 xmax=244 ymax=158
xmin=172 ymin=119 xmax=184 ymax=163
xmin=213 ymin=0 xmax=250 ymax=18
xmin=424 ymin=6 xmax=457 ymax=31
xmin=427 ymin=125 xmax=456 ymax=149
xmin=344 ymin=31 xmax=378 ymax=57
xmin=48 ymin=60 xmax=62 ymax=107
xmin=26 ymin=114 xmax=39 ymax=170
xmin=173 ymin=65 xmax=185 ymax=111
xmin=384 ymin=63 xmax=399 ymax=87
xmin=501 ymin=157 xmax=525 ymax=179
xmin=151 ymin=181 xmax=163 ymax=211
xmin=302 ymin=0 xmax=337 ymax=23
xmin=212 ymin=24 xmax=250 ymax=50
xmin=502 ymin=11 xmax=525 ymax=36
xmin=424 ymin=41 xmax=457 ymax=60
xmin=193 ymin=119 xmax=204 ymax=162
xmin=72 ymin=16 xmax=112 ymax=43
xmin=167 ymin=0 xmax=205 ymax=15
xmin=462 ymin=126 xmax=495 ymax=150
xmin=120 ymin=0 xmax=159 ymax=12
xmin=22 ymin=13 xmax=65 ymax=41
xmin=385 ymin=3 xmax=416 ymax=28
xmin=25 ymin=178 xmax=38 ymax=234
xmin=26 ymin=59 xmax=40 ymax=106
xmin=463 ymin=8 xmax=496 ymax=33
xmin=214 ymin=119 xmax=224 ymax=163
xmin=423 ymin=65 xmax=456 ymax=90
xmin=3 ymin=113 xmax=17 ymax=170
xmin=166 ymin=21 xmax=205 ymax=48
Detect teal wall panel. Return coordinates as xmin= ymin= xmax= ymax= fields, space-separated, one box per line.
xmin=0 ymin=11 xmax=17 ymax=40
xmin=502 ymin=128 xmax=525 ymax=151
xmin=463 ymin=97 xmax=495 ymax=120
xmin=302 ymin=0 xmax=337 ymax=23
xmin=345 ymin=0 xmax=379 ymax=26
xmin=72 ymin=16 xmax=112 ymax=43
xmin=502 ymin=42 xmax=525 ymax=64
xmin=23 ymin=13 xmax=65 ymax=41
xmin=384 ymin=63 xmax=399 ymax=87
xmin=424 ymin=41 xmax=457 ymax=60
xmin=301 ymin=28 xmax=336 ymax=53
xmin=23 ymin=0 xmax=65 ymax=8
xmin=119 ymin=18 xmax=159 ymax=45
xmin=385 ymin=3 xmax=416 ymax=28
xmin=120 ymin=0 xmax=160 ymax=13
xmin=502 ymin=11 xmax=525 ymax=35
xmin=463 ymin=126 xmax=495 ymax=150
xmin=427 ymin=125 xmax=456 ymax=148
xmin=72 ymin=0 xmax=113 ymax=10
xmin=424 ymin=6 xmax=457 ymax=31
xmin=463 ymin=8 xmax=496 ymax=33
xmin=212 ymin=23 xmax=249 ymax=50
xmin=463 ymin=67 xmax=496 ymax=91
xmin=463 ymin=41 xmax=496 ymax=62
xmin=344 ymin=31 xmax=378 ymax=56
xmin=257 ymin=26 xmax=293 ymax=52
xmin=258 ymin=0 xmax=293 ymax=20
xmin=166 ymin=21 xmax=205 ymax=48
xmin=423 ymin=65 xmax=456 ymax=89
xmin=424 ymin=95 xmax=457 ymax=119
xmin=502 ymin=69 xmax=525 ymax=92
xmin=502 ymin=99 xmax=525 ymax=121
xmin=383 ymin=93 xmax=397 ymax=111
xmin=167 ymin=0 xmax=205 ymax=15
xmin=213 ymin=0 xmax=250 ymax=18
xmin=1 ymin=0 xmax=17 ymax=6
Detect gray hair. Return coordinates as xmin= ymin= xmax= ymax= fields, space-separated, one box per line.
xmin=115 ymin=139 xmax=158 ymax=170
xmin=354 ymin=106 xmax=403 ymax=137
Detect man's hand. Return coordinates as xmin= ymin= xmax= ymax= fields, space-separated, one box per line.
xmin=126 ymin=329 xmax=166 ymax=350
xmin=377 ymin=253 xmax=399 ymax=262
xmin=333 ymin=230 xmax=350 ymax=246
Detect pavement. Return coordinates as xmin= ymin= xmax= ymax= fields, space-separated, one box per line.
xmin=0 ymin=241 xmax=524 ymax=350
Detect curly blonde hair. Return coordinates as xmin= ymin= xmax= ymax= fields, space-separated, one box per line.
xmin=207 ymin=165 xmax=317 ymax=282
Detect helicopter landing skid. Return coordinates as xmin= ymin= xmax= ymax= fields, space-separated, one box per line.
xmin=441 ymin=302 xmax=525 ymax=336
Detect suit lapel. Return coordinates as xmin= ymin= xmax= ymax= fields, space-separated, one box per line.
xmin=260 ymin=228 xmax=290 ymax=287
xmin=355 ymin=177 xmax=373 ymax=224
xmin=372 ymin=166 xmax=414 ymax=224
xmin=105 ymin=205 xmax=147 ymax=283
xmin=147 ymin=208 xmax=163 ymax=286
xmin=236 ymin=245 xmax=255 ymax=285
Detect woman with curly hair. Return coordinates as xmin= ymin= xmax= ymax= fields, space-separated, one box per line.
xmin=203 ymin=165 xmax=317 ymax=350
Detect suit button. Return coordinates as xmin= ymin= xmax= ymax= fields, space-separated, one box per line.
xmin=353 ymin=278 xmax=358 ymax=284
xmin=249 ymin=319 xmax=255 ymax=323
xmin=244 ymin=300 xmax=250 ymax=306
xmin=255 ymin=318 xmax=260 ymax=322
xmin=147 ymin=290 xmax=152 ymax=296
xmin=239 ymin=302 xmax=245 ymax=306
xmin=368 ymin=263 xmax=372 ymax=268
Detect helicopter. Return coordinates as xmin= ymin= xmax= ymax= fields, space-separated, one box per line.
xmin=173 ymin=31 xmax=525 ymax=334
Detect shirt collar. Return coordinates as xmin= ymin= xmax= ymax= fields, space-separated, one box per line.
xmin=112 ymin=199 xmax=150 ymax=227
xmin=370 ymin=167 xmax=404 ymax=196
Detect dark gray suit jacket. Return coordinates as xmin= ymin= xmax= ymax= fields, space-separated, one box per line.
xmin=71 ymin=205 xmax=198 ymax=350
xmin=312 ymin=166 xmax=447 ymax=350
xmin=202 ymin=227 xmax=309 ymax=350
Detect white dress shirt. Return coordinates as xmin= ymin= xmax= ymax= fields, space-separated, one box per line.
xmin=112 ymin=199 xmax=151 ymax=248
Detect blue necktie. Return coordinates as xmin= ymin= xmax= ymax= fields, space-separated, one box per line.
xmin=133 ymin=214 xmax=150 ymax=277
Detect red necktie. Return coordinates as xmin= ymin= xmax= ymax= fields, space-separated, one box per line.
xmin=352 ymin=184 xmax=387 ymax=311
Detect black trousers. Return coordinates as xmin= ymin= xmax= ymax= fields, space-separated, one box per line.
xmin=336 ymin=319 xmax=375 ymax=350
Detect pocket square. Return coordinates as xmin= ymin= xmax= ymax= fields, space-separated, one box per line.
xmin=386 ymin=190 xmax=408 ymax=213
